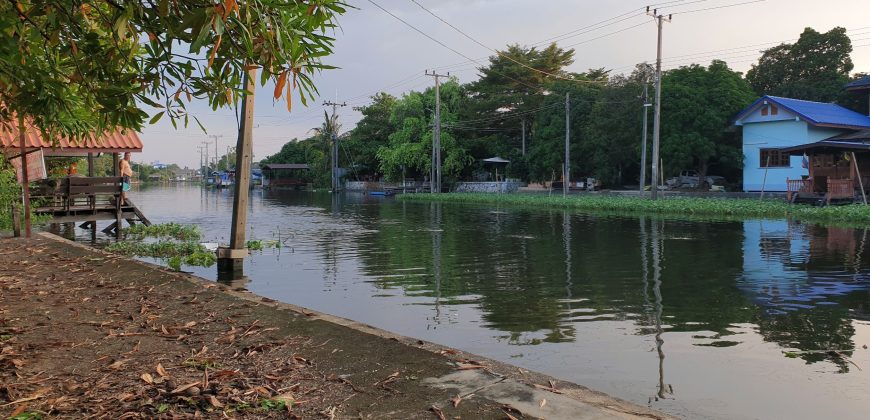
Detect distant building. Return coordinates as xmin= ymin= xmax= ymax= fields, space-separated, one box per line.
xmin=733 ymin=95 xmax=870 ymax=191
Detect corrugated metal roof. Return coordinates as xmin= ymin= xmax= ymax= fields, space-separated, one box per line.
xmin=845 ymin=76 xmax=870 ymax=91
xmin=262 ymin=163 xmax=309 ymax=170
xmin=734 ymin=95 xmax=870 ymax=129
xmin=0 ymin=120 xmax=142 ymax=154
xmin=827 ymin=129 xmax=870 ymax=142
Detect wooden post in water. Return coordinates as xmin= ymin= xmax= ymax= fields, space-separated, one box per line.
xmin=18 ymin=115 xmax=31 ymax=237
xmin=218 ymin=68 xmax=256 ymax=275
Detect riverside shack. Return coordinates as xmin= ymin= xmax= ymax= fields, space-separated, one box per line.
xmin=0 ymin=120 xmax=148 ymax=235
xmin=261 ymin=163 xmax=309 ymax=189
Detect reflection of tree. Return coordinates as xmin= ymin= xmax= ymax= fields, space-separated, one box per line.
xmin=756 ymin=308 xmax=857 ymax=372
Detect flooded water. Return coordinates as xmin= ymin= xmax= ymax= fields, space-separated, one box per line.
xmin=53 ymin=184 xmax=870 ymax=419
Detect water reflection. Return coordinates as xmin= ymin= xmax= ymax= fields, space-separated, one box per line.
xmin=52 ymin=187 xmax=870 ymax=419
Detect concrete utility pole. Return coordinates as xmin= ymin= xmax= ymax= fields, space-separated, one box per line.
xmin=323 ymin=100 xmax=347 ymax=193
xmin=640 ymin=83 xmax=651 ymax=194
xmin=196 ymin=146 xmax=205 ymax=176
xmin=647 ymin=7 xmax=671 ymax=200
xmin=521 ymin=119 xmax=526 ymax=156
xmin=208 ymin=134 xmax=223 ymax=169
xmin=201 ymin=140 xmax=212 ymax=172
xmin=218 ymin=68 xmax=256 ymax=276
xmin=563 ymin=92 xmax=570 ymax=197
xmin=426 ymin=70 xmax=449 ymax=193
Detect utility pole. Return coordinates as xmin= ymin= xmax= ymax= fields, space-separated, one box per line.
xmin=521 ymin=119 xmax=526 ymax=156
xmin=323 ymin=100 xmax=347 ymax=193
xmin=218 ymin=68 xmax=256 ymax=276
xmin=640 ymin=83 xmax=651 ymax=194
xmin=208 ymin=134 xmax=224 ymax=170
xmin=208 ymin=134 xmax=223 ymax=170
xmin=647 ymin=7 xmax=671 ymax=200
xmin=563 ymin=92 xmax=570 ymax=197
xmin=196 ymin=145 xmax=205 ymax=177
xmin=426 ymin=70 xmax=449 ymax=193
xmin=201 ymin=141 xmax=212 ymax=173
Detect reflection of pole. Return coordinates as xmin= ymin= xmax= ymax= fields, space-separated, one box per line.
xmin=651 ymin=218 xmax=667 ymax=400
xmin=563 ymin=211 xmax=572 ymax=299
xmin=431 ymin=202 xmax=442 ymax=326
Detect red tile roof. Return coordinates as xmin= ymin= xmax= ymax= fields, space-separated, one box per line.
xmin=0 ymin=121 xmax=142 ymax=155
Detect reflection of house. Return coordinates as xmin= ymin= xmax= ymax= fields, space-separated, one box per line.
xmin=739 ymin=221 xmax=870 ymax=314
xmin=734 ymin=95 xmax=870 ymax=192
xmin=261 ymin=163 xmax=309 ymax=189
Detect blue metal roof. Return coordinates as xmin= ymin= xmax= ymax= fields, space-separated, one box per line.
xmin=734 ymin=95 xmax=870 ymax=129
xmin=845 ymin=76 xmax=870 ymax=91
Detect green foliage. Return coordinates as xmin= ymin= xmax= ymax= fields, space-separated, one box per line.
xmin=106 ymin=223 xmax=213 ymax=271
xmin=660 ymin=61 xmax=756 ymax=181
xmin=0 ymin=0 xmax=347 ymax=141
xmin=399 ymin=193 xmax=870 ymax=226
xmin=344 ymin=93 xmax=397 ymax=178
xmin=377 ymin=79 xmax=473 ymax=182
xmin=261 ymin=137 xmax=329 ymax=187
xmin=124 ymin=222 xmax=202 ymax=241
xmin=746 ymin=27 xmax=853 ymax=102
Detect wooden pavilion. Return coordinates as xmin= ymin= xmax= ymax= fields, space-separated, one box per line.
xmin=261 ymin=163 xmax=310 ymax=189
xmin=0 ymin=120 xmax=150 ymax=236
xmin=780 ymin=129 xmax=870 ymax=205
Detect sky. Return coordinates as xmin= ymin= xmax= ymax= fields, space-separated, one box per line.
xmin=138 ymin=0 xmax=870 ymax=169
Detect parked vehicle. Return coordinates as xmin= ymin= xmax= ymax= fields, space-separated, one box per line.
xmin=665 ymin=170 xmax=726 ymax=189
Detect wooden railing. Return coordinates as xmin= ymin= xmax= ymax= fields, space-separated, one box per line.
xmin=826 ymin=178 xmax=855 ymax=204
xmin=786 ymin=178 xmax=813 ymax=202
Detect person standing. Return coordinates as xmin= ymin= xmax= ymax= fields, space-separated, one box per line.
xmin=119 ymin=152 xmax=133 ymax=205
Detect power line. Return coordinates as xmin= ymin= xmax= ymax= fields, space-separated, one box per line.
xmin=366 ymin=0 xmax=549 ymax=93
xmin=668 ymin=0 xmax=766 ymax=15
xmin=409 ymin=0 xmax=609 ymax=85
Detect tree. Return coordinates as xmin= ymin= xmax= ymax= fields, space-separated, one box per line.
xmin=660 ymin=61 xmax=756 ymax=184
xmin=0 ymin=0 xmax=348 ymax=141
xmin=377 ymin=80 xmax=472 ymax=182
xmin=460 ymin=44 xmax=576 ymax=179
xmin=261 ymin=137 xmax=329 ymax=187
xmin=746 ymin=27 xmax=853 ymax=102
xmin=584 ymin=64 xmax=654 ymax=186
xmin=343 ymin=93 xmax=396 ymax=179
xmin=525 ymin=75 xmax=605 ymax=184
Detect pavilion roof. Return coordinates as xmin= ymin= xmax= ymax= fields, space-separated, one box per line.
xmin=0 ymin=120 xmax=142 ymax=156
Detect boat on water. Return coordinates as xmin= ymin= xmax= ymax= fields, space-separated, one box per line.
xmin=210 ymin=170 xmax=235 ymax=188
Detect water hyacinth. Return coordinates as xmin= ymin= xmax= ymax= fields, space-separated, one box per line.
xmin=398 ymin=193 xmax=870 ymax=225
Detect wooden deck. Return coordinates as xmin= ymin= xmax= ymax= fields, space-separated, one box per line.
xmin=787 ymin=177 xmax=859 ymax=205
xmin=32 ymin=177 xmax=151 ymax=233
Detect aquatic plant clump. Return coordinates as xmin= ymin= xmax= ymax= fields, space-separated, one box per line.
xmin=123 ymin=223 xmax=202 ymax=241
xmin=397 ymin=193 xmax=870 ymax=224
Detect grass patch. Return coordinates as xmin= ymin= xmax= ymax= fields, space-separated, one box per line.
xmin=397 ymin=193 xmax=870 ymax=225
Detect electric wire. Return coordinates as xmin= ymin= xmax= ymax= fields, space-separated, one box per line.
xmin=409 ymin=0 xmax=610 ymax=85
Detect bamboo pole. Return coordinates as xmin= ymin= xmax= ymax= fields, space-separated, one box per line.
xmin=852 ymin=152 xmax=867 ymax=205
xmin=760 ymin=155 xmax=771 ymax=200
xmin=18 ymin=115 xmax=31 ymax=237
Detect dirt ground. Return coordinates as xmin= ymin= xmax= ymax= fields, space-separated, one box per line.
xmin=0 ymin=235 xmax=667 ymax=419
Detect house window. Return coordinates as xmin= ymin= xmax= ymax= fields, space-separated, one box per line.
xmin=760 ymin=149 xmax=791 ymax=168
xmin=770 ymin=104 xmax=778 ymax=115
xmin=761 ymin=106 xmax=768 ymax=116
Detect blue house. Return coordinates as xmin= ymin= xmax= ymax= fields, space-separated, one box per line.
xmin=734 ymin=95 xmax=870 ymax=191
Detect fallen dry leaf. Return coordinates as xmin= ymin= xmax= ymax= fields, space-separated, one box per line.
xmin=156 ymin=363 xmax=169 ymax=378
xmin=170 ymin=382 xmax=201 ymax=395
xmin=429 ymin=405 xmax=446 ymax=420
xmin=140 ymin=373 xmax=154 ymax=384
xmin=540 ymin=398 xmax=547 ymax=408
xmin=207 ymin=395 xmax=224 ymax=408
